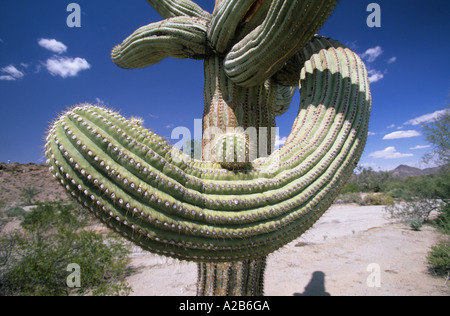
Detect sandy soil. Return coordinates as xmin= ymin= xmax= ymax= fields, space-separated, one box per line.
xmin=126 ymin=204 xmax=449 ymax=296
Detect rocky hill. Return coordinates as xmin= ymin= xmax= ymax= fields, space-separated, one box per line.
xmin=0 ymin=162 xmax=68 ymax=208
xmin=390 ymin=164 xmax=445 ymax=178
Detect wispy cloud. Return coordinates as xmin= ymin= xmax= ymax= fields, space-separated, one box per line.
xmin=367 ymin=69 xmax=384 ymax=83
xmin=369 ymin=146 xmax=413 ymax=159
xmin=45 ymin=56 xmax=90 ymax=78
xmin=148 ymin=113 xmax=160 ymax=119
xmin=383 ymin=130 xmax=421 ymax=140
xmin=0 ymin=65 xmax=25 ymax=81
xmin=387 ymin=56 xmax=397 ymax=64
xmin=361 ymin=46 xmax=383 ymax=63
xmin=410 ymin=145 xmax=431 ymax=150
xmin=38 ymin=38 xmax=67 ymax=54
xmin=404 ymin=109 xmax=449 ymax=126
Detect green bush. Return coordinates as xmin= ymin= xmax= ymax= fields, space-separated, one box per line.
xmin=0 ymin=202 xmax=132 ymax=296
xmin=427 ymin=240 xmax=450 ymax=277
xmin=20 ymin=186 xmax=40 ymax=205
xmin=432 ymin=204 xmax=450 ymax=235
xmin=340 ymin=182 xmax=361 ymax=194
xmin=362 ymin=193 xmax=394 ymax=206
xmin=5 ymin=206 xmax=26 ymax=218
xmin=406 ymin=218 xmax=424 ymax=231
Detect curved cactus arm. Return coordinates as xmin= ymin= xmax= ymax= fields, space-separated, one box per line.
xmin=146 ymin=0 xmax=211 ymax=20
xmin=45 ymin=36 xmax=371 ymax=262
xmin=208 ymin=0 xmax=265 ymax=54
xmin=224 ymin=0 xmax=338 ymax=87
xmin=111 ymin=16 xmax=210 ymax=69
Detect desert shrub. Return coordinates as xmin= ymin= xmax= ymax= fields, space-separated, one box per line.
xmin=5 ymin=207 xmax=26 ymax=219
xmin=0 ymin=202 xmax=132 ymax=296
xmin=340 ymin=182 xmax=361 ymax=194
xmin=20 ymin=186 xmax=41 ymax=205
xmin=362 ymin=193 xmax=394 ymax=206
xmin=385 ymin=199 xmax=442 ymax=222
xmin=386 ymin=173 xmax=450 ymax=201
xmin=350 ymin=166 xmax=392 ymax=193
xmin=384 ymin=170 xmax=449 ymax=232
xmin=334 ymin=192 xmax=362 ymax=205
xmin=406 ymin=218 xmax=424 ymax=231
xmin=427 ymin=240 xmax=450 ymax=277
xmin=432 ymin=204 xmax=450 ymax=234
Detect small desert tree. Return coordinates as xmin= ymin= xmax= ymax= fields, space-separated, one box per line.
xmin=422 ymin=106 xmax=450 ymax=169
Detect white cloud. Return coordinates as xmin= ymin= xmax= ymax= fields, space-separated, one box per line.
xmin=367 ymin=69 xmax=384 ymax=83
xmin=275 ymin=135 xmax=287 ymax=147
xmin=361 ymin=46 xmax=383 ymax=62
xmin=368 ymin=131 xmax=376 ymax=136
xmin=38 ymin=38 xmax=67 ymax=54
xmin=404 ymin=109 xmax=449 ymax=126
xmin=387 ymin=56 xmax=397 ymax=64
xmin=0 ymin=65 xmax=24 ymax=81
xmin=0 ymin=75 xmax=16 ymax=81
xmin=410 ymin=145 xmax=431 ymax=150
xmin=387 ymin=124 xmax=396 ymax=129
xmin=383 ymin=130 xmax=421 ymax=140
xmin=369 ymin=147 xmax=413 ymax=159
xmin=45 ymin=56 xmax=90 ymax=78
xmin=148 ymin=113 xmax=160 ymax=119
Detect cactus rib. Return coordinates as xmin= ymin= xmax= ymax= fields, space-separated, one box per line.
xmin=146 ymin=0 xmax=212 ymax=20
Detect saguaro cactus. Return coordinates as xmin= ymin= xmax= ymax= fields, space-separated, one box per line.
xmin=45 ymin=0 xmax=372 ymax=296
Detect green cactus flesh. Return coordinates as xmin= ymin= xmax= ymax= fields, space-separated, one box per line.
xmin=45 ymin=1 xmax=372 ymax=296
xmin=45 ymin=35 xmax=371 ymax=263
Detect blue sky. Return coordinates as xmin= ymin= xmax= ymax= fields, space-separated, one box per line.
xmin=0 ymin=0 xmax=449 ymax=171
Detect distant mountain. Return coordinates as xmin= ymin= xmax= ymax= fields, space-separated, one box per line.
xmin=390 ymin=164 xmax=445 ymax=178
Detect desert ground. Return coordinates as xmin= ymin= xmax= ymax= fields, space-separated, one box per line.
xmin=1 ymin=163 xmax=448 ymax=296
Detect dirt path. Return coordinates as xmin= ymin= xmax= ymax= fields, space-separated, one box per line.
xmin=126 ymin=204 xmax=449 ymax=296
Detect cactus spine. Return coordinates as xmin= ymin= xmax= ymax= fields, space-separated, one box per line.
xmin=45 ymin=0 xmax=372 ymax=296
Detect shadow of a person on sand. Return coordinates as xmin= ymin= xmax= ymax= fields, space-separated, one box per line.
xmin=293 ymin=271 xmax=331 ymax=296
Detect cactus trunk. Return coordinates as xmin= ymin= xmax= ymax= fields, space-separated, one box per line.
xmin=197 ymin=257 xmax=267 ymax=296
xmin=201 ymin=54 xmax=280 ymax=295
